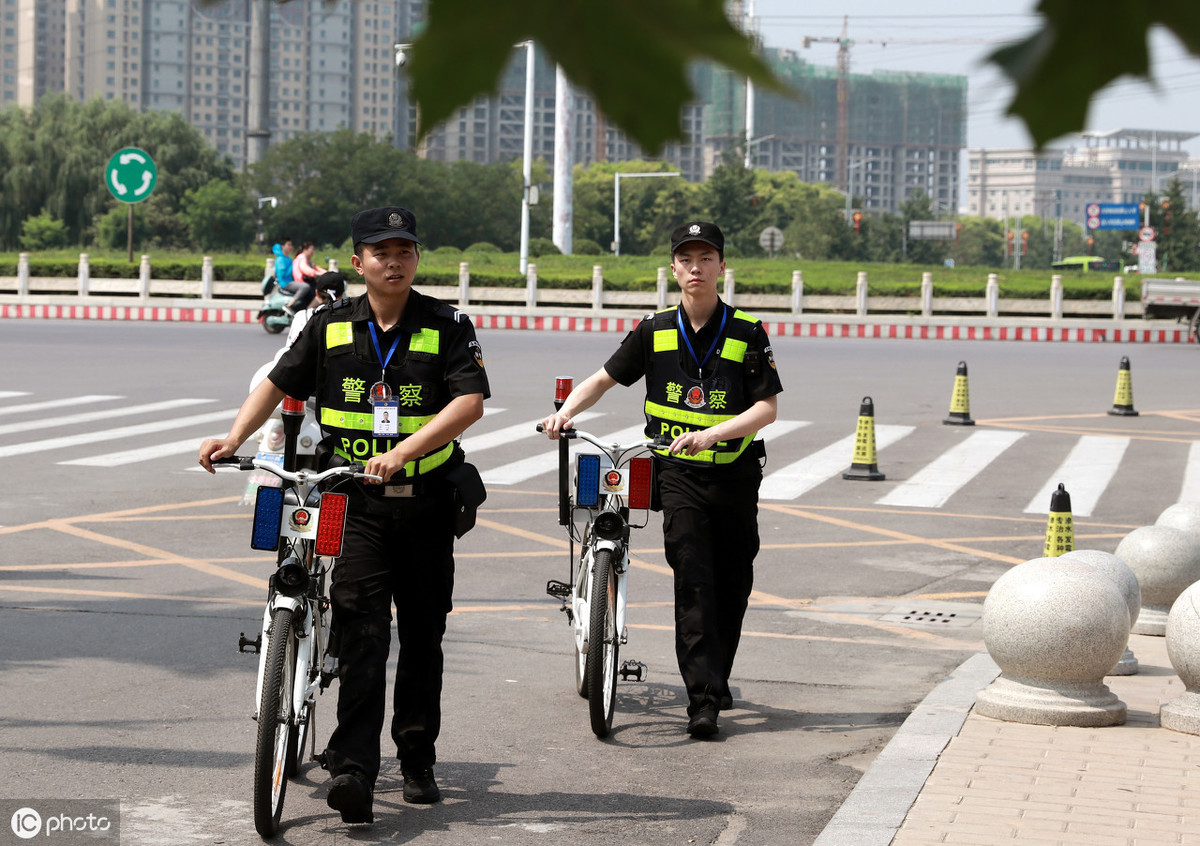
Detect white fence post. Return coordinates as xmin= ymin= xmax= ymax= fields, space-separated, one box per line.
xmin=139 ymin=255 xmax=151 ymax=298
xmin=17 ymin=253 xmax=29 ymax=296
xmin=656 ymin=267 xmax=668 ymax=310
xmin=855 ymin=271 xmax=868 ymax=316
xmin=1050 ymin=274 xmax=1063 ymax=320
xmin=921 ymin=272 xmax=933 ymax=317
xmin=263 ymin=257 xmax=273 ymax=283
xmin=1112 ymin=275 xmax=1125 ymax=320
xmin=77 ymin=253 xmax=90 ymax=296
xmin=458 ymin=262 xmax=470 ymax=307
xmin=591 ymin=265 xmax=604 ymax=311
xmin=791 ymin=270 xmax=803 ymax=314
xmin=723 ymin=268 xmax=735 ymax=304
xmin=525 ymin=263 xmax=537 ymax=309
xmin=328 ymin=258 xmax=338 ymax=273
xmin=202 ymin=256 xmax=214 ymax=299
xmin=986 ymin=273 xmax=999 ymax=318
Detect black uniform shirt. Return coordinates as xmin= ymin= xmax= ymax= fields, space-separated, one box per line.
xmin=604 ymin=301 xmax=783 ymax=403
xmin=269 ymin=289 xmax=490 ymax=403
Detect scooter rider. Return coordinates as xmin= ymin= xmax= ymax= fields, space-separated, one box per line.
xmin=286 ymin=270 xmax=346 ymax=349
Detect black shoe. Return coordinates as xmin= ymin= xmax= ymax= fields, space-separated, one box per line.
xmin=402 ymin=767 xmax=441 ymax=804
xmin=327 ymin=772 xmax=373 ymax=824
xmin=719 ymin=693 xmax=733 ymax=711
xmin=687 ymin=705 xmax=720 ymax=739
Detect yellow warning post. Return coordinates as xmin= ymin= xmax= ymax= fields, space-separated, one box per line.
xmin=943 ymin=360 xmax=975 ymax=426
xmin=843 ymin=396 xmax=886 ymax=481
xmin=1107 ymin=356 xmax=1138 ymax=417
xmin=1043 ymin=482 xmax=1074 ymax=557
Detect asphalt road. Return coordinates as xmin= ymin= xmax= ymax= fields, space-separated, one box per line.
xmin=0 ymin=320 xmax=1196 ymax=845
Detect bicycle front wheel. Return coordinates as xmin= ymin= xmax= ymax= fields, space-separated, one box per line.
xmin=585 ymin=548 xmax=619 ymax=738
xmin=254 ymin=607 xmax=297 ymax=838
xmin=572 ymin=547 xmax=592 ymax=698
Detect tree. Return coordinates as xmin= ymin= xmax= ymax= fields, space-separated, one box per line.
xmin=1149 ymin=179 xmax=1200 ymax=272
xmin=702 ymin=148 xmax=757 ymax=253
xmin=181 ymin=180 xmax=256 ymax=251
xmin=19 ymin=212 xmax=69 ymax=250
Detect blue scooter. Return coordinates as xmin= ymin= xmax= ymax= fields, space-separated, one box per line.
xmin=257 ymin=275 xmax=293 ymax=334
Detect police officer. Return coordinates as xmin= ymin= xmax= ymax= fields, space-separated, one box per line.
xmin=199 ymin=206 xmax=490 ymax=823
xmin=541 ymin=221 xmax=782 ymax=739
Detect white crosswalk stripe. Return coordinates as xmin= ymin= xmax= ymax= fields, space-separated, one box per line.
xmin=0 ymin=394 xmax=122 ymax=418
xmin=461 ymin=411 xmax=602 ymax=455
xmin=0 ymin=408 xmax=240 ymax=459
xmin=1023 ymin=435 xmax=1131 ymax=517
xmin=877 ymin=430 xmax=1027 ymax=509
xmin=759 ymin=424 xmax=915 ymax=501
xmin=0 ymin=398 xmax=212 ymax=436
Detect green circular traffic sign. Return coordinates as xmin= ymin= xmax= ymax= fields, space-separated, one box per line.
xmin=105 ymin=147 xmax=157 ymax=203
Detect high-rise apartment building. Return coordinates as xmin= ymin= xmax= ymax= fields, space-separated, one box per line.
xmin=12 ymin=0 xmax=399 ymax=166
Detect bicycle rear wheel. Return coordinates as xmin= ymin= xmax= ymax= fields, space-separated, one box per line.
xmin=585 ymin=548 xmax=619 ymax=738
xmin=254 ymin=607 xmax=297 ymax=837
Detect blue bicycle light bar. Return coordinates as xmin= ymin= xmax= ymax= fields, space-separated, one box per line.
xmin=576 ymin=453 xmax=601 ymax=507
xmin=251 ymin=486 xmax=284 ymax=551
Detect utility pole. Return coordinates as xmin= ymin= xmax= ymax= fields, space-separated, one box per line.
xmin=245 ymin=0 xmax=270 ymax=166
xmin=743 ymin=0 xmax=756 ymax=169
xmin=552 ymin=64 xmax=574 ymax=254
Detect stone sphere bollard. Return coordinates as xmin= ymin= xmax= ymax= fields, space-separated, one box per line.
xmin=1161 ymin=581 xmax=1200 ymax=735
xmin=1157 ymin=502 xmax=1200 ymax=544
xmin=1114 ymin=525 xmax=1200 ymax=636
xmin=977 ymin=557 xmax=1128 ymax=727
xmin=1060 ymin=549 xmax=1142 ymax=675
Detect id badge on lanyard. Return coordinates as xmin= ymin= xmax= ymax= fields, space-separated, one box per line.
xmin=368 ymin=322 xmax=402 ymax=438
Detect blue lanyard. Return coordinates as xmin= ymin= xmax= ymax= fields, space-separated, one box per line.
xmin=367 ymin=322 xmax=402 ymax=376
xmin=676 ymin=304 xmax=726 ymax=378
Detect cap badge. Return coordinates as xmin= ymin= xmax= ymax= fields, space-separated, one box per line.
xmin=388 ymin=212 xmax=404 ymax=228
xmin=689 ymin=224 xmax=701 ymax=235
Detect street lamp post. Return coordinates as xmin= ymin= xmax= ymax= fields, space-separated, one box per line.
xmin=613 ymin=172 xmax=681 ymax=256
xmin=519 ymin=41 xmax=535 ymax=274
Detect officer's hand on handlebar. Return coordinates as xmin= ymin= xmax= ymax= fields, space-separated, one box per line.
xmin=540 ymin=412 xmax=574 ymax=440
xmin=669 ymin=428 xmax=720 ymax=457
xmin=197 ymin=437 xmax=239 ymax=474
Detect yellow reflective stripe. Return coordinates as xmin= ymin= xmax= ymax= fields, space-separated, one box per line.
xmin=651 ymin=435 xmax=753 ymax=464
xmin=645 ymin=400 xmax=735 ymax=429
xmin=653 ymin=329 xmax=677 ymax=352
xmin=320 ymin=407 xmax=436 ymax=433
xmin=732 ymin=309 xmax=756 ymax=324
xmin=720 ymin=337 xmax=748 ymax=363
xmin=409 ymin=328 xmax=439 ymax=354
xmin=326 ymin=321 xmax=354 ymax=349
xmin=332 ymin=440 xmax=455 ymax=477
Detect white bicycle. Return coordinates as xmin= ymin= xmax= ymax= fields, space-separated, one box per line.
xmin=541 ymin=421 xmax=666 ymax=738
xmin=215 ymin=399 xmax=381 ymax=837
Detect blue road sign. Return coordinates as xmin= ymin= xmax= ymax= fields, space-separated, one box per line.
xmin=1085 ymin=202 xmax=1139 ymax=230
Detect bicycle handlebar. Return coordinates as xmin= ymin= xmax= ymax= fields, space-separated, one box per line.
xmin=213 ymin=456 xmax=383 ymax=485
xmin=535 ymin=424 xmax=671 ymax=453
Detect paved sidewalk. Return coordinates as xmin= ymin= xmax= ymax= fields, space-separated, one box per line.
xmin=816 ymin=633 xmax=1200 ymax=846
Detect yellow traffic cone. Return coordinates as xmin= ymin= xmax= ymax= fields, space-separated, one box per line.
xmin=1107 ymin=356 xmax=1138 ymax=417
xmin=1042 ymin=483 xmax=1074 ymax=557
xmin=843 ymin=396 xmax=886 ymax=481
xmin=943 ymin=360 xmax=975 ymax=426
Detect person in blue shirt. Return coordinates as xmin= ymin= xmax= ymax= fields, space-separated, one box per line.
xmin=272 ymin=239 xmax=295 ymax=299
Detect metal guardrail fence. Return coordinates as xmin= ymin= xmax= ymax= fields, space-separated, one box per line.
xmin=0 ymin=251 xmax=1147 ymax=320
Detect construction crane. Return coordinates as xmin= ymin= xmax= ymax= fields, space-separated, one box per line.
xmin=801 ymin=16 xmax=852 ymax=193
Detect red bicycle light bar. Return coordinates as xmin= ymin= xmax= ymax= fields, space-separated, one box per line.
xmin=282 ymin=396 xmax=306 ymax=415
xmin=314 ymin=492 xmax=348 ymax=557
xmin=555 ymin=377 xmax=573 ymax=404
xmin=627 ymin=457 xmax=653 ymax=510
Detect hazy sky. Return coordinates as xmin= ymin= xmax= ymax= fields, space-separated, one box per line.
xmin=750 ymin=1 xmax=1200 ymax=154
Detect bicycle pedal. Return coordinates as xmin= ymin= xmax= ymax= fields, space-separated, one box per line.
xmin=619 ymin=660 xmax=646 ymax=682
xmin=546 ymin=579 xmax=571 ymax=600
xmin=238 ymin=632 xmax=262 ymax=654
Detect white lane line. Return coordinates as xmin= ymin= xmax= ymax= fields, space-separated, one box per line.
xmin=461 ymin=411 xmax=602 ymax=455
xmin=876 ymin=430 xmax=1028 ymax=509
xmin=0 ymin=398 xmax=214 ymax=436
xmin=0 ymin=392 xmax=32 ymax=400
xmin=1180 ymin=442 xmax=1200 ymax=504
xmin=759 ymin=425 xmax=915 ymax=501
xmin=0 ymin=395 xmax=123 ymax=417
xmin=1023 ymin=435 xmax=1131 ymax=517
xmin=0 ymin=409 xmax=241 ymax=459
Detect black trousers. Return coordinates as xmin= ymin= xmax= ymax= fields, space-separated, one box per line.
xmin=656 ymin=460 xmax=761 ymax=716
xmin=321 ymin=485 xmax=456 ymax=786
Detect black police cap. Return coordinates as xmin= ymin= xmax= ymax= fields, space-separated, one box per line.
xmin=670 ymin=221 xmax=724 ymax=256
xmin=350 ymin=206 xmax=421 ymax=247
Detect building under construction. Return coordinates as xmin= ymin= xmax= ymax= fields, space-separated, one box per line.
xmin=706 ymin=48 xmax=967 ymax=216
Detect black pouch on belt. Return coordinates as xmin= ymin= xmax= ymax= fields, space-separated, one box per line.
xmin=445 ymin=461 xmax=487 ymax=538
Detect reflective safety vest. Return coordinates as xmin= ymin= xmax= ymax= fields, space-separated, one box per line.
xmin=316 ymin=308 xmax=456 ymax=478
xmin=644 ymin=305 xmax=760 ymax=465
